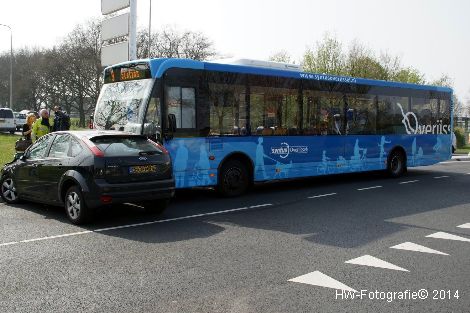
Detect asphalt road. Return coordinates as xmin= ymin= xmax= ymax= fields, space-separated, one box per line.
xmin=1 ymin=160 xmax=469 ymax=313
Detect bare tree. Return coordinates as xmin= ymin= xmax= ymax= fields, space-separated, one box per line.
xmin=59 ymin=19 xmax=102 ymax=126
xmin=137 ymin=26 xmax=215 ymax=60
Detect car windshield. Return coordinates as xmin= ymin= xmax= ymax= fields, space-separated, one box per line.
xmin=94 ymin=79 xmax=154 ymax=133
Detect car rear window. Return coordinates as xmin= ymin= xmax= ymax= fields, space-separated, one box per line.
xmin=0 ymin=109 xmax=13 ymax=118
xmin=90 ymin=136 xmax=163 ymax=157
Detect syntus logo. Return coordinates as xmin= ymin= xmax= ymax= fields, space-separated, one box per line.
xmin=397 ymin=103 xmax=449 ymax=135
xmin=271 ymin=142 xmax=308 ymax=159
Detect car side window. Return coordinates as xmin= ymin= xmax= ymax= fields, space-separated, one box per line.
xmin=49 ymin=134 xmax=71 ymax=158
xmin=70 ymin=138 xmax=83 ymax=157
xmin=28 ymin=136 xmax=54 ymax=160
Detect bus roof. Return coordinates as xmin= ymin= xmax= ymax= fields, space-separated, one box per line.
xmin=107 ymin=58 xmax=453 ymax=94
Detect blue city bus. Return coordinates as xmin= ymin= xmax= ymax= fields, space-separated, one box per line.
xmin=93 ymin=58 xmax=453 ymax=196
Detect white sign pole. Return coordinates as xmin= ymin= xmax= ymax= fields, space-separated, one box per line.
xmin=129 ymin=0 xmax=137 ymax=60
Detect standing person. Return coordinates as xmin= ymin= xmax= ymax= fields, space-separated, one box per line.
xmin=52 ymin=105 xmax=70 ymax=131
xmin=14 ymin=113 xmax=36 ymax=155
xmin=22 ymin=113 xmax=36 ymax=141
xmin=32 ymin=109 xmax=51 ymax=141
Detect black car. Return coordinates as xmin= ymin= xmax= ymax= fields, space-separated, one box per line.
xmin=1 ymin=131 xmax=175 ymax=224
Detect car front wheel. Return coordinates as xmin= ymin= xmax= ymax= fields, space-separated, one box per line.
xmin=1 ymin=176 xmax=20 ymax=204
xmin=64 ymin=186 xmax=91 ymax=224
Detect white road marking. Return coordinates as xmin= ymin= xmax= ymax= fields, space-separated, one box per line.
xmin=248 ymin=203 xmax=273 ymax=209
xmin=357 ymin=186 xmax=382 ymax=191
xmin=345 ymin=255 xmax=409 ymax=272
xmin=0 ymin=203 xmax=273 ymax=247
xmin=390 ymin=242 xmax=449 ymax=255
xmin=440 ymin=160 xmax=470 ymax=164
xmin=399 ymin=180 xmax=419 ymax=184
xmin=433 ymin=176 xmax=449 ymax=179
xmin=288 ymin=271 xmax=357 ymax=292
xmin=19 ymin=231 xmax=93 ymax=243
xmin=457 ymin=223 xmax=470 ymax=229
xmin=308 ymin=193 xmax=337 ymax=199
xmin=0 ymin=242 xmax=18 ymax=247
xmin=426 ymin=232 xmax=470 ymax=242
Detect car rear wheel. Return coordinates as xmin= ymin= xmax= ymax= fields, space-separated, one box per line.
xmin=65 ymin=186 xmax=91 ymax=224
xmin=141 ymin=199 xmax=170 ymax=215
xmin=1 ymin=176 xmax=20 ymax=204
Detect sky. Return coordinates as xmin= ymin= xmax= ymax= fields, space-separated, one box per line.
xmin=0 ymin=0 xmax=469 ymax=102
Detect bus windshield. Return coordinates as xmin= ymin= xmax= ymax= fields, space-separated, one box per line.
xmin=94 ymin=78 xmax=154 ymax=133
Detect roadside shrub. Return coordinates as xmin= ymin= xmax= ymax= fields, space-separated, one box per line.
xmin=454 ymin=127 xmax=466 ymax=148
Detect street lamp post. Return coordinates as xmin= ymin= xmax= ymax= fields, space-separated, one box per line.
xmin=0 ymin=24 xmax=13 ymax=109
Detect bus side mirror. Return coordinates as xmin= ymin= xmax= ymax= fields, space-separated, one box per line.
xmin=168 ymin=114 xmax=177 ymax=132
xmin=165 ymin=114 xmax=177 ymax=140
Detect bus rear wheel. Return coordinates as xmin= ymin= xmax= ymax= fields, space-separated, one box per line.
xmin=387 ymin=150 xmax=406 ymax=178
xmin=218 ymin=159 xmax=249 ymax=197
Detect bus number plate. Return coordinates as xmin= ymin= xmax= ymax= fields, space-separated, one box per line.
xmin=129 ymin=165 xmax=157 ymax=174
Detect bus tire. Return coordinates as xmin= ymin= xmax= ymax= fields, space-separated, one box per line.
xmin=218 ymin=159 xmax=249 ymax=197
xmin=387 ymin=149 xmax=406 ymax=178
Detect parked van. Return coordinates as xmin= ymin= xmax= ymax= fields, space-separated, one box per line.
xmin=0 ymin=108 xmax=16 ymax=134
xmin=14 ymin=112 xmax=26 ymax=131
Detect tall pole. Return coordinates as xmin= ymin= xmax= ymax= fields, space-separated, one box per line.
xmin=129 ymin=0 xmax=137 ymax=60
xmin=148 ymin=0 xmax=152 ymax=58
xmin=0 ymin=24 xmax=12 ymax=109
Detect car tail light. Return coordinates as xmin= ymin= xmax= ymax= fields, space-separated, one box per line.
xmin=82 ymin=138 xmax=104 ymax=157
xmin=148 ymin=139 xmax=169 ymax=155
xmin=100 ymin=195 xmax=112 ymax=204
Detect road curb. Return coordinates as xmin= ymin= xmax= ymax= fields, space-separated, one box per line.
xmin=451 ymin=155 xmax=470 ymax=161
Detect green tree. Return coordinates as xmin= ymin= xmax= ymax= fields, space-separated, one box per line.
xmin=269 ymin=50 xmax=293 ymax=63
xmin=393 ymin=67 xmax=425 ymax=84
xmin=303 ymin=33 xmax=345 ymax=75
xmin=346 ymin=41 xmax=387 ymax=80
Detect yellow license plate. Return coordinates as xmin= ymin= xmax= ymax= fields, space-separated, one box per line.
xmin=129 ymin=165 xmax=157 ymax=174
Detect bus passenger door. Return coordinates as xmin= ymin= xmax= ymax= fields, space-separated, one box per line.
xmin=143 ymin=90 xmax=162 ymax=143
xmin=344 ymin=95 xmax=380 ymax=172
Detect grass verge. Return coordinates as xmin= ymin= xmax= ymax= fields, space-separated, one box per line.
xmin=0 ymin=133 xmax=20 ymax=167
xmin=455 ymin=146 xmax=470 ymax=154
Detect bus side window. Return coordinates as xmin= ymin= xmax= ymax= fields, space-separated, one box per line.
xmin=164 ymin=86 xmax=196 ymax=129
xmin=182 ymin=88 xmax=196 ymax=128
xmin=166 ymin=87 xmax=182 ymax=128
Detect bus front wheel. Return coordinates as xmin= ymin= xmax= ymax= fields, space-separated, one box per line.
xmin=387 ymin=150 xmax=406 ymax=178
xmin=218 ymin=159 xmax=249 ymax=197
